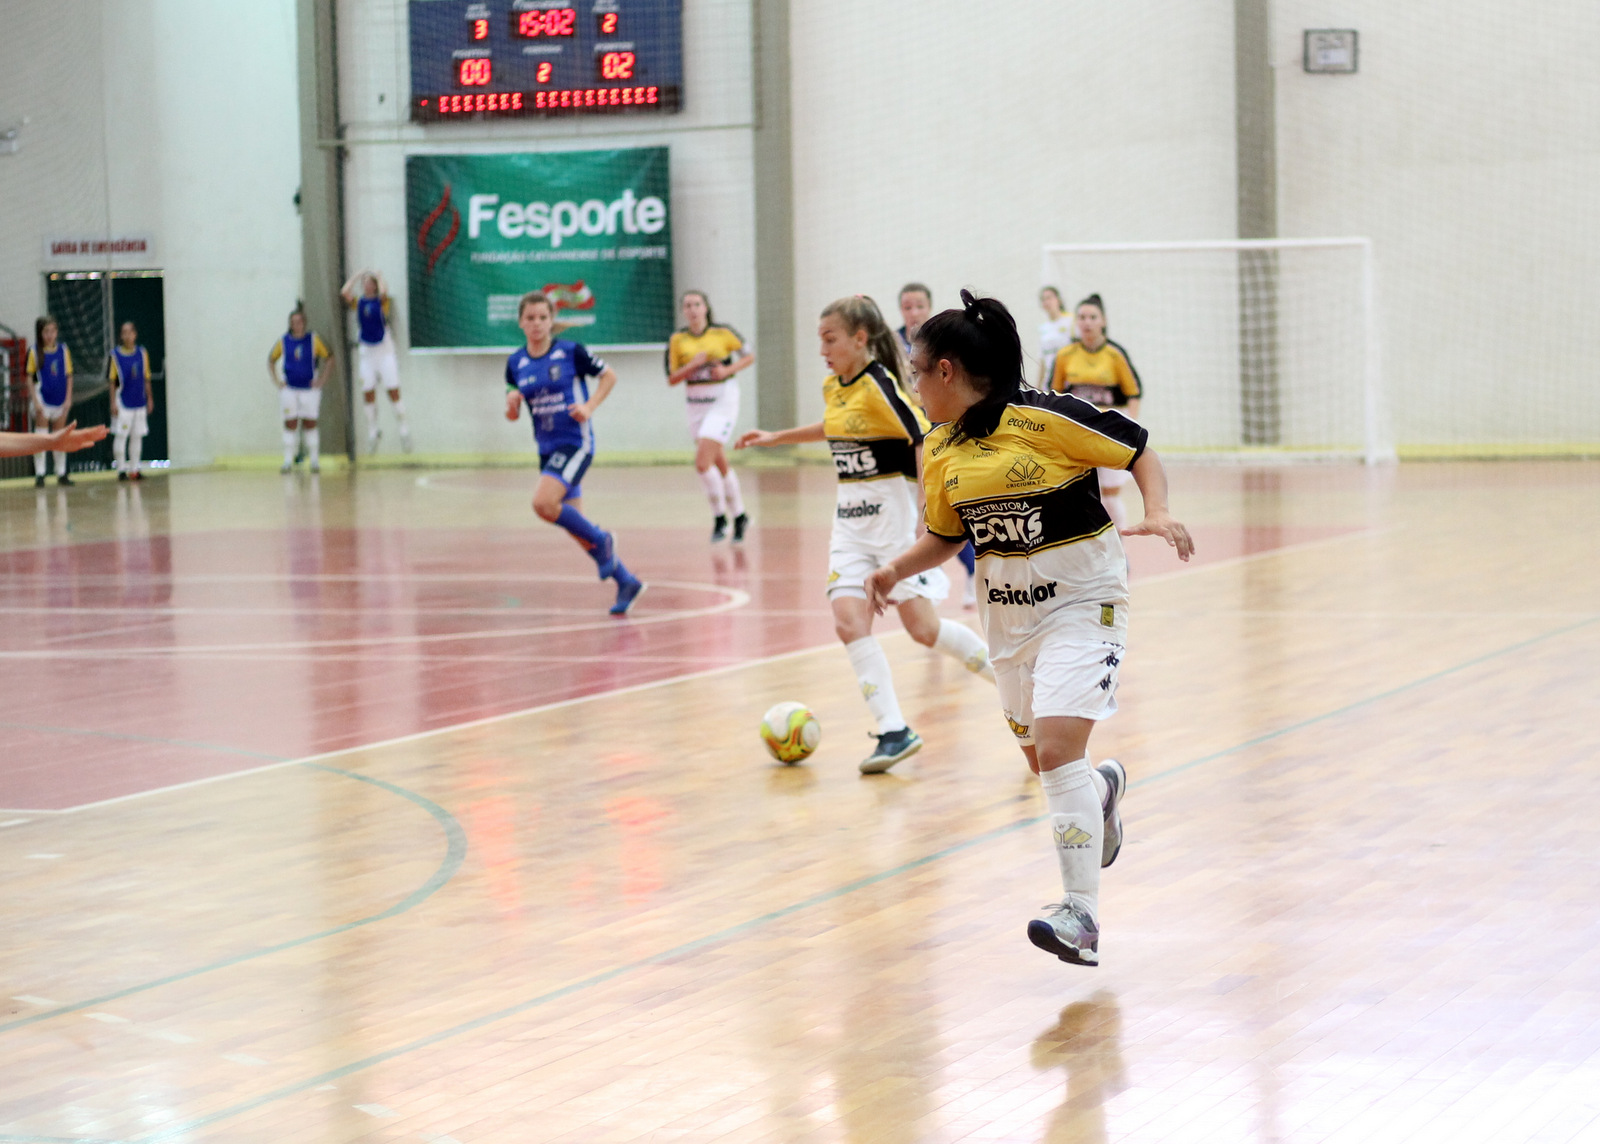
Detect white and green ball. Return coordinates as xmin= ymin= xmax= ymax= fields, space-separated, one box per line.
xmin=759 ymin=701 xmax=821 ymax=764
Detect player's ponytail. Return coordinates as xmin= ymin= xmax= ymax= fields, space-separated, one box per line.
xmin=820 ymin=294 xmax=907 ymax=385
xmin=915 ymin=290 xmax=1024 ymax=445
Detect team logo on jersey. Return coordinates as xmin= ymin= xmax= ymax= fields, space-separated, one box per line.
xmin=844 ymin=412 xmax=869 ymax=434
xmin=964 ymin=501 xmax=1043 ymax=549
xmin=1100 ymin=605 xmax=1116 ymax=627
xmin=550 ymin=365 xmax=563 ymax=380
xmin=1053 ymin=821 xmax=1094 ymax=848
xmin=986 ymin=580 xmax=1058 ymax=605
xmin=1006 ymin=457 xmax=1045 ymax=487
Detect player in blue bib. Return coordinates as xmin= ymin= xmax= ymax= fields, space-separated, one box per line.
xmin=341 ymin=269 xmax=411 ymax=454
xmin=504 ymin=291 xmax=644 ymax=615
xmin=108 ymin=321 xmax=155 ymax=481
xmin=267 ymin=309 xmax=333 ymax=473
xmin=26 ymin=316 xmax=76 ymax=486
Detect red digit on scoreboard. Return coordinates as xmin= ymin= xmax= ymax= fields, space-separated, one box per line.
xmin=536 ymin=62 xmax=553 ymax=84
xmin=599 ymin=12 xmax=619 ymax=35
xmin=457 ymin=57 xmax=491 ymax=86
xmin=470 ymin=18 xmax=488 ymax=40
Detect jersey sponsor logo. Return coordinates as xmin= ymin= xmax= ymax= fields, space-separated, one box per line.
xmin=944 ymin=474 xmax=958 ymax=490
xmin=985 ymin=579 xmax=1058 ymax=605
xmin=836 ymin=501 xmax=883 ymax=519
xmin=832 ymin=445 xmax=879 ymax=477
xmin=964 ymin=501 xmax=1043 ymax=549
xmin=1006 ymin=412 xmax=1047 ymax=432
xmin=1006 ymin=457 xmax=1045 ymax=487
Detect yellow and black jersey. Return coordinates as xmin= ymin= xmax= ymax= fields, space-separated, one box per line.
xmin=822 ymin=361 xmax=929 ymax=483
xmin=1050 ymin=339 xmax=1142 ymax=408
xmin=665 ymin=326 xmax=746 ymax=384
xmin=923 ymin=389 xmax=1147 ymax=659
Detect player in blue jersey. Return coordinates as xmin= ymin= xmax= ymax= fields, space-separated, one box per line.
xmin=267 ymin=309 xmax=333 ymax=473
xmin=108 ymin=321 xmax=154 ymax=481
xmin=504 ymin=291 xmax=644 ymax=616
xmin=26 ymin=316 xmax=76 ymax=486
xmin=341 ymin=269 xmax=412 ymax=454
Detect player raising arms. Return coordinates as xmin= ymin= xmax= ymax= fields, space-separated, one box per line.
xmin=27 ymin=316 xmax=75 ymax=486
xmin=340 ymin=269 xmax=412 ymax=454
xmin=737 ymin=295 xmax=994 ymax=775
xmin=866 ymin=290 xmax=1193 ymax=967
xmin=664 ymin=290 xmax=754 ymax=542
xmin=505 ymin=290 xmax=644 ymax=616
xmin=1050 ymin=294 xmax=1142 ymax=532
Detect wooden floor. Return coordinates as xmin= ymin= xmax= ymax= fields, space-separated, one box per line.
xmin=1 ymin=461 xmax=1597 ymax=1143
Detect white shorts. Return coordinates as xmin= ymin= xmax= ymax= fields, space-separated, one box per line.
xmin=280 ymin=386 xmax=323 ymax=421
xmin=686 ymin=381 xmax=739 ymax=445
xmin=34 ymin=402 xmax=66 ymax=425
xmin=828 ymin=548 xmax=950 ymax=604
xmin=1098 ymin=466 xmax=1132 ymax=490
xmin=995 ymin=635 xmax=1125 ymax=745
xmin=358 ymin=337 xmax=400 ymax=394
xmin=113 ymin=405 xmax=149 ymax=438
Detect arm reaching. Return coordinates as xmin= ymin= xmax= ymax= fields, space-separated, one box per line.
xmin=864 ymin=533 xmax=967 ymax=615
xmin=0 ymin=423 xmax=108 ymax=458
xmin=1122 ymin=447 xmax=1194 ymax=561
xmin=735 ymin=421 xmax=826 ymax=449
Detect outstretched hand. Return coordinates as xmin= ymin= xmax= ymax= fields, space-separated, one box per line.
xmin=734 ymin=429 xmax=773 ymax=450
xmin=50 ymin=422 xmax=109 ymax=453
xmin=1121 ymin=510 xmax=1195 ymax=562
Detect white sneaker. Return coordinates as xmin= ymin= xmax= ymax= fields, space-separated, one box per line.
xmin=368 ymin=428 xmax=381 ymax=454
xmin=1027 ymin=895 xmax=1100 ymax=966
xmin=400 ymin=427 xmax=413 ymax=454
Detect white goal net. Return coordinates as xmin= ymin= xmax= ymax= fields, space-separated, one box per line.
xmin=1041 ymin=239 xmax=1390 ymax=463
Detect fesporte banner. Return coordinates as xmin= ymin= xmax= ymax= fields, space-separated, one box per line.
xmin=405 ymin=147 xmax=673 ymax=350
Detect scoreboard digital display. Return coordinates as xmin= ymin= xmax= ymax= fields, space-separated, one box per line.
xmin=409 ymin=1 xmax=683 ymax=122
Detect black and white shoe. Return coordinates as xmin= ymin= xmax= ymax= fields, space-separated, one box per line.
xmin=57 ymin=475 xmax=73 ymax=487
xmin=1097 ymin=758 xmax=1127 ymax=868
xmin=34 ymin=476 xmax=45 ymax=488
xmin=1027 ymin=895 xmax=1100 ymax=966
xmin=710 ymin=514 xmax=728 ymax=543
xmin=731 ymin=512 xmax=749 ymax=544
xmin=859 ymin=726 xmax=922 ymax=774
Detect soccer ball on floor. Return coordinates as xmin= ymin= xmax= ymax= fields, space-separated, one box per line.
xmin=759 ymin=701 xmax=821 ymax=764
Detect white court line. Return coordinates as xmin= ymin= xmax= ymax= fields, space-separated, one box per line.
xmin=6 ymin=525 xmax=1389 ymax=816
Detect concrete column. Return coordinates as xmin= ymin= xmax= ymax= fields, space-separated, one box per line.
xmin=751 ymin=0 xmax=796 ymax=430
xmin=1235 ymin=0 xmax=1280 ymax=446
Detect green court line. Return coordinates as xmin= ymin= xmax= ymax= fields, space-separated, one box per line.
xmin=6 ymin=613 xmax=1597 ymax=1144
xmin=0 ymin=764 xmax=466 ymax=1037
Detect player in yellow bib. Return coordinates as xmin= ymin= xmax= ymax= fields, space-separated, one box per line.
xmin=866 ymin=291 xmax=1193 ymax=968
xmin=1049 ymin=293 xmax=1143 ymax=531
xmin=737 ymin=295 xmax=994 ymax=774
xmin=665 ymin=291 xmax=754 ymax=542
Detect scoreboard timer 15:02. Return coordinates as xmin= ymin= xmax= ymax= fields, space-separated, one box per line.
xmin=409 ymin=0 xmax=683 ymax=121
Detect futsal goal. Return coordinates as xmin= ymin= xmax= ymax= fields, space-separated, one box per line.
xmin=1040 ymin=238 xmax=1391 ymax=463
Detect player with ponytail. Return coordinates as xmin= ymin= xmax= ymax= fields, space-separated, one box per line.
xmin=867 ymin=290 xmax=1193 ymax=968
xmin=737 ymin=294 xmax=994 ymax=774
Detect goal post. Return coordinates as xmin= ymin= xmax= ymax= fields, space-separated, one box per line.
xmin=1040 ymin=238 xmax=1392 ymax=464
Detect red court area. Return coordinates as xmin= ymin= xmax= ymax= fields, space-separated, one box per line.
xmin=0 ymin=476 xmax=1357 ymax=811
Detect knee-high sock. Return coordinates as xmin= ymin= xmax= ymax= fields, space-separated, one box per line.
xmin=113 ymin=429 xmax=130 ymax=472
xmin=698 ymin=467 xmax=727 ymax=516
xmin=33 ymin=429 xmax=48 ymax=476
xmin=363 ymin=402 xmax=379 ymax=434
xmin=129 ymin=432 xmax=143 ymax=474
xmin=1040 ymin=757 xmax=1105 ymax=912
xmin=934 ymin=619 xmax=992 ymax=679
xmin=723 ymin=468 xmax=745 ymax=516
xmin=305 ymin=428 xmax=320 ymax=466
xmin=389 ymin=394 xmax=409 ymax=428
xmin=957 ymin=540 xmax=975 ymax=576
xmin=844 ymin=635 xmax=906 ymax=734
xmin=53 ymin=451 xmax=67 ymax=476
xmin=1102 ymin=490 xmax=1128 ymax=531
xmin=283 ymin=429 xmax=298 ymax=466
xmin=553 ymin=502 xmax=607 ymax=557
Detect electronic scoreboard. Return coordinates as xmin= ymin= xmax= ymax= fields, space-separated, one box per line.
xmin=409 ymin=0 xmax=683 ymax=122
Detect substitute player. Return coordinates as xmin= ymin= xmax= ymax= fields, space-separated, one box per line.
xmin=108 ymin=321 xmax=154 ymax=481
xmin=736 ymin=294 xmax=994 ymax=774
xmin=665 ymin=290 xmax=754 ymax=542
xmin=340 ymin=270 xmax=412 ymax=454
xmin=866 ymin=290 xmax=1193 ymax=967
xmin=505 ymin=291 xmax=644 ymax=616
xmin=1036 ymin=286 xmax=1076 ymax=389
xmin=26 ymin=316 xmax=75 ymax=486
xmin=267 ymin=309 xmax=333 ymax=473
xmin=1050 ymin=293 xmax=1143 ymax=531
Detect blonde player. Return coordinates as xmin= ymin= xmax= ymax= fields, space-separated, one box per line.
xmin=1050 ymin=294 xmax=1143 ymax=531
xmin=1037 ymin=286 xmax=1075 ymax=389
xmin=341 ymin=270 xmax=412 ymax=454
xmin=267 ymin=309 xmax=333 ymax=473
xmin=665 ymin=290 xmax=754 ymax=542
xmin=108 ymin=321 xmax=154 ymax=481
xmin=867 ymin=290 xmax=1192 ymax=967
xmin=736 ymin=295 xmax=994 ymax=774
xmin=27 ymin=316 xmax=75 ymax=486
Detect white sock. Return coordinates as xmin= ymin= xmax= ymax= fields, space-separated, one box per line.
xmin=364 ymin=403 xmax=379 ymax=434
xmin=129 ymin=433 xmax=143 ymax=473
xmin=723 ymin=468 xmax=745 ymax=516
xmin=934 ymin=619 xmax=992 ymax=679
xmin=1039 ymin=757 xmax=1104 ymax=912
xmin=305 ymin=428 xmax=320 ymax=466
xmin=844 ymin=635 xmax=906 ymax=734
xmin=53 ymin=452 xmax=67 ymax=476
xmin=113 ymin=430 xmax=129 ymax=471
xmin=698 ymin=467 xmax=727 ymax=516
xmin=283 ymin=429 xmax=298 ymax=465
xmin=390 ymin=395 xmax=409 ymax=428
xmin=1102 ymin=490 xmax=1128 ymax=531
xmin=33 ymin=431 xmax=47 ymax=476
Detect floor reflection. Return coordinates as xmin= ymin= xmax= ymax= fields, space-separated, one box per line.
xmin=1031 ymin=990 xmax=1126 ymax=1144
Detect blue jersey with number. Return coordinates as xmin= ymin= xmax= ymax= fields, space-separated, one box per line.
xmin=111 ymin=346 xmax=150 ymax=408
xmin=28 ymin=345 xmax=72 ymax=406
xmin=505 ymin=338 xmax=606 ymax=453
xmin=356 ymin=296 xmax=388 ymax=344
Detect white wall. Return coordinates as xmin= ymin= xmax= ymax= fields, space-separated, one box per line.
xmin=336 ymin=0 xmax=760 ymax=457
xmin=0 ymin=0 xmax=303 ymax=465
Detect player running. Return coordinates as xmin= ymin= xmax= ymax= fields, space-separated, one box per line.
xmin=108 ymin=321 xmax=154 ymax=481
xmin=867 ymin=290 xmax=1193 ymax=967
xmin=504 ymin=291 xmax=644 ymax=616
xmin=26 ymin=316 xmax=75 ymax=486
xmin=341 ymin=269 xmax=412 ymax=454
xmin=267 ymin=308 xmax=333 ymax=473
xmin=736 ymin=294 xmax=994 ymax=774
xmin=664 ymin=290 xmax=754 ymax=542
xmin=1049 ymin=294 xmax=1143 ymax=532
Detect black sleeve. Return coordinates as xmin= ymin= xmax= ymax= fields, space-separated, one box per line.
xmin=1107 ymin=338 xmax=1143 ymax=403
xmin=1019 ymin=388 xmax=1148 ymax=468
xmin=870 ymin=362 xmax=925 ymax=445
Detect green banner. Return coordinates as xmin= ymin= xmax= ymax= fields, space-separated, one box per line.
xmin=406 ymin=147 xmax=673 ymax=349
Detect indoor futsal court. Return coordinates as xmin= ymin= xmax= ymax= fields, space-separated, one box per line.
xmin=3 ymin=2 xmax=1600 ymax=1143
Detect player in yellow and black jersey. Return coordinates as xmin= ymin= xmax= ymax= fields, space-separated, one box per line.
xmin=866 ymin=290 xmax=1193 ymax=969
xmin=738 ymin=294 xmax=995 ymax=774
xmin=1049 ymin=293 xmax=1143 ymax=531
xmin=665 ymin=290 xmax=755 ymax=542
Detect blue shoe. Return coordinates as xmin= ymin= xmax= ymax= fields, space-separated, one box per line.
xmin=610 ymin=571 xmax=645 ymax=616
xmin=593 ymin=531 xmax=618 ymax=580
